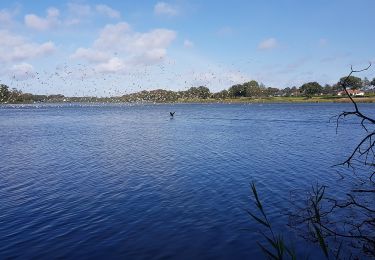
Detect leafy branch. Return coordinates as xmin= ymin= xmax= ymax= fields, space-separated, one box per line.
xmin=250 ymin=64 xmax=375 ymax=258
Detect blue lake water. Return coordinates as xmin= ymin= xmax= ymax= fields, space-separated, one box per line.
xmin=0 ymin=102 xmax=374 ymax=259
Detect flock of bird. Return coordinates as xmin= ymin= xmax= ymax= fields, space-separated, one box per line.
xmin=6 ymin=57 xmax=255 ymax=99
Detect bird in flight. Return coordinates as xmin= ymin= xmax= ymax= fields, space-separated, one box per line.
xmin=170 ymin=112 xmax=175 ymax=117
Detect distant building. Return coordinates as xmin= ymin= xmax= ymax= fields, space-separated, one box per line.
xmin=337 ymin=89 xmax=365 ymax=96
xmin=290 ymin=90 xmax=302 ymax=96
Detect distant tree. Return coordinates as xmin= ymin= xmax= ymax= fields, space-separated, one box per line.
xmin=182 ymin=86 xmax=211 ymax=99
xmin=331 ymin=83 xmax=340 ymax=91
xmin=265 ymin=87 xmax=279 ymax=96
xmin=48 ymin=94 xmax=65 ymax=100
xmin=21 ymin=93 xmax=36 ymax=102
xmin=212 ymin=90 xmax=228 ymax=99
xmin=338 ymin=75 xmax=362 ymax=89
xmin=9 ymin=88 xmax=24 ymax=103
xmin=0 ymin=84 xmax=10 ymax=102
xmin=281 ymin=86 xmax=299 ymax=97
xmin=33 ymin=95 xmax=47 ymax=102
xmin=282 ymin=87 xmax=291 ymax=96
xmin=196 ymin=86 xmax=211 ymax=99
xmin=370 ymin=77 xmax=375 ymax=87
xmin=244 ymin=80 xmax=262 ymax=97
xmin=177 ymin=91 xmax=185 ymax=99
xmin=290 ymin=86 xmax=301 ymax=96
xmin=363 ymin=77 xmax=370 ymax=88
xmin=185 ymin=87 xmax=199 ymax=98
xmin=321 ymin=84 xmax=334 ymax=95
xmin=246 ymin=80 xmax=259 ymax=87
xmin=228 ymin=84 xmax=246 ymax=97
xmin=300 ymin=81 xmax=323 ymax=96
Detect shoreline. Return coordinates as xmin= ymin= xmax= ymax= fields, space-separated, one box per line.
xmin=1 ymin=96 xmax=375 ymax=105
xmin=175 ymin=97 xmax=375 ymax=103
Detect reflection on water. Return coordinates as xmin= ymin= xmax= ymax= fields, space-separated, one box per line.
xmin=0 ymin=103 xmax=373 ymax=258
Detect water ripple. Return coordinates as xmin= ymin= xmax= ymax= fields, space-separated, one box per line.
xmin=0 ymin=103 xmax=373 ymax=258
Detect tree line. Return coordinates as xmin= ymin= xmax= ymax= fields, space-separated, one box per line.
xmin=1 ymin=75 xmax=375 ymax=103
xmin=226 ymin=75 xmax=375 ymax=98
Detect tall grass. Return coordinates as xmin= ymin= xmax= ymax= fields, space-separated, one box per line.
xmin=248 ymin=182 xmax=346 ymax=259
xmin=248 ymin=182 xmax=296 ymax=259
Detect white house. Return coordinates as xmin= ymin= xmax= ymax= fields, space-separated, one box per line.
xmin=337 ymin=89 xmax=365 ymax=96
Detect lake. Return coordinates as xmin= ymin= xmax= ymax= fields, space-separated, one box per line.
xmin=0 ymin=103 xmax=373 ymax=259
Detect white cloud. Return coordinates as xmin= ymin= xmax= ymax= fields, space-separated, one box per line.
xmin=0 ymin=30 xmax=55 ymax=63
xmin=67 ymin=3 xmax=92 ymax=17
xmin=71 ymin=22 xmax=176 ymax=73
xmin=95 ymin=57 xmax=126 ymax=73
xmin=122 ymin=28 xmax=176 ymax=54
xmin=24 ymin=7 xmax=61 ymax=30
xmin=70 ymin=47 xmax=110 ymax=63
xmin=12 ymin=41 xmax=55 ymax=61
xmin=134 ymin=48 xmax=167 ymax=65
xmin=63 ymin=3 xmax=92 ymax=26
xmin=0 ymin=9 xmax=13 ymax=25
xmin=93 ymin=22 xmax=131 ymax=48
xmin=9 ymin=63 xmax=34 ymax=80
xmin=0 ymin=30 xmax=23 ymax=46
xmin=184 ymin=39 xmax=194 ymax=48
xmin=65 ymin=3 xmax=122 ymax=25
xmin=95 ymin=4 xmax=120 ymax=19
xmin=23 ymin=4 xmax=120 ymax=29
xmin=258 ymin=38 xmax=278 ymax=50
xmin=154 ymin=2 xmax=178 ymax=16
xmin=0 ymin=6 xmax=20 ymax=27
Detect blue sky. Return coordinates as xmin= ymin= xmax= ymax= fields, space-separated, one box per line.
xmin=0 ymin=0 xmax=374 ymax=96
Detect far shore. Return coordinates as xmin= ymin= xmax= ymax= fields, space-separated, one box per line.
xmin=2 ymin=96 xmax=375 ymax=104
xmin=175 ymin=96 xmax=375 ymax=104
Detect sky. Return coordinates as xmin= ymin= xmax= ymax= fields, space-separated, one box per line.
xmin=0 ymin=0 xmax=375 ymax=96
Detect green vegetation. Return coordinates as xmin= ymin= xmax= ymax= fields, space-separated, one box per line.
xmin=249 ymin=65 xmax=375 ymax=259
xmin=338 ymin=75 xmax=363 ymax=89
xmin=1 ymin=75 xmax=375 ymax=104
xmin=248 ymin=182 xmax=297 ymax=259
xmin=300 ymin=82 xmax=323 ymax=96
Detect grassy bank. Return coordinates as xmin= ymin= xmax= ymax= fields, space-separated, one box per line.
xmin=177 ymin=96 xmax=375 ymax=103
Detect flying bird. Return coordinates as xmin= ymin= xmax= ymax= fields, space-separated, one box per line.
xmin=170 ymin=112 xmax=175 ymax=117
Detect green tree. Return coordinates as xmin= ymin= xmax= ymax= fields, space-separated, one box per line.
xmin=196 ymin=86 xmax=211 ymax=99
xmin=212 ymin=90 xmax=228 ymax=99
xmin=265 ymin=87 xmax=279 ymax=96
xmin=9 ymin=88 xmax=24 ymax=103
xmin=370 ymin=77 xmax=375 ymax=87
xmin=0 ymin=84 xmax=10 ymax=102
xmin=321 ymin=84 xmax=334 ymax=95
xmin=228 ymin=84 xmax=246 ymax=97
xmin=300 ymin=82 xmax=323 ymax=96
xmin=282 ymin=87 xmax=291 ymax=96
xmin=338 ymin=75 xmax=363 ymax=89
xmin=185 ymin=87 xmax=198 ymax=98
xmin=182 ymin=86 xmax=211 ymax=99
xmin=363 ymin=77 xmax=370 ymax=87
xmin=244 ymin=80 xmax=262 ymax=97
